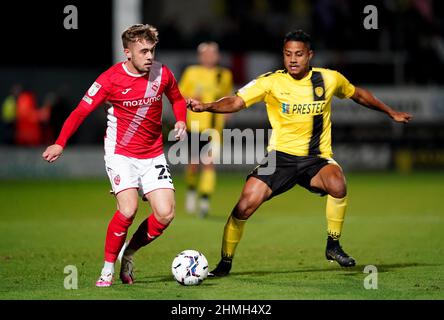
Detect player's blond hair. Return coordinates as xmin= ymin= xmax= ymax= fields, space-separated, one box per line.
xmin=122 ymin=24 xmax=159 ymax=48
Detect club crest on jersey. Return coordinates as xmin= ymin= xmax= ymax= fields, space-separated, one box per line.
xmin=282 ymin=103 xmax=290 ymax=114
xmin=114 ymin=175 xmax=121 ymax=186
xmin=88 ymin=82 xmax=102 ymax=97
xmin=151 ymin=80 xmax=160 ymax=92
xmin=315 ymin=86 xmax=324 ymax=98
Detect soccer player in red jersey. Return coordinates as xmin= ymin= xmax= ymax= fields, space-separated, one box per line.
xmin=42 ymin=24 xmax=187 ymax=287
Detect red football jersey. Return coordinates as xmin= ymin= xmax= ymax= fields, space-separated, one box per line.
xmin=55 ymin=61 xmax=187 ymax=158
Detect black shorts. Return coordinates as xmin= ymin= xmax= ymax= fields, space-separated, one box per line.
xmin=247 ymin=150 xmax=332 ymax=199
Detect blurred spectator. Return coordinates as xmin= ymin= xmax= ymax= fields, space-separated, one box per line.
xmin=15 ymin=89 xmax=43 ymax=146
xmin=1 ymin=84 xmax=22 ymax=144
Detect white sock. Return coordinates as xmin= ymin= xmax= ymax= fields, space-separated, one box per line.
xmin=102 ymin=261 xmax=114 ymax=274
xmin=117 ymin=241 xmax=129 ymax=262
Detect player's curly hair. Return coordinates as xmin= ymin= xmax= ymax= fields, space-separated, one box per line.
xmin=283 ymin=30 xmax=312 ymax=49
xmin=122 ymin=24 xmax=159 ymax=48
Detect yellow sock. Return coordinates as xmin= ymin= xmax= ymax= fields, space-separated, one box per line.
xmin=185 ymin=165 xmax=198 ymax=190
xmin=221 ymin=215 xmax=247 ymax=260
xmin=198 ymin=168 xmax=216 ymax=196
xmin=326 ymin=195 xmax=347 ymax=240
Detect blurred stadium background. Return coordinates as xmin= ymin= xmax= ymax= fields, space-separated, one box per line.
xmin=0 ymin=0 xmax=443 ymax=176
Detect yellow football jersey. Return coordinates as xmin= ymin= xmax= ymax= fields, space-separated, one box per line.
xmin=236 ymin=67 xmax=355 ymax=158
xmin=179 ymin=65 xmax=233 ymax=133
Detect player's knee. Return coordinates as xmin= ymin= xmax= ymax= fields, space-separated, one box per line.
xmin=232 ymin=202 xmax=249 ymax=220
xmin=233 ymin=194 xmax=260 ymax=220
xmin=153 ymin=205 xmax=175 ymax=225
xmin=326 ymin=176 xmax=347 ymax=198
xmin=118 ymin=204 xmax=138 ymax=219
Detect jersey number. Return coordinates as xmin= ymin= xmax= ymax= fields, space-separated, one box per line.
xmin=155 ymin=164 xmax=172 ymax=183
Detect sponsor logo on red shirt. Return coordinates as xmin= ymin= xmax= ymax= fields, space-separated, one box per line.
xmin=122 ymin=95 xmax=162 ymax=107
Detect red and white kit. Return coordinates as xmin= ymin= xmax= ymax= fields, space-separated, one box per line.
xmin=55 ymin=61 xmax=187 ymax=195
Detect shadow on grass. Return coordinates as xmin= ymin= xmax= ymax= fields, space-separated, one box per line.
xmin=131 ymin=275 xmax=218 ymax=286
xmin=118 ymin=262 xmax=439 ymax=285
xmin=223 ymin=262 xmax=438 ymax=277
xmin=369 ymin=262 xmax=439 ymax=273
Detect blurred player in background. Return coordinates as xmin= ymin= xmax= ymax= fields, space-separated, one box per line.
xmin=42 ymin=24 xmax=187 ymax=287
xmin=0 ymin=84 xmax=21 ymax=144
xmin=188 ymin=30 xmax=412 ymax=277
xmin=179 ymin=42 xmax=233 ymax=218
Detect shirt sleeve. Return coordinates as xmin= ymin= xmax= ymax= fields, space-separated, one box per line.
xmin=236 ymin=75 xmax=270 ymax=108
xmin=334 ymin=71 xmax=355 ymax=99
xmin=165 ymin=66 xmax=187 ymax=123
xmin=55 ymin=72 xmax=111 ymax=147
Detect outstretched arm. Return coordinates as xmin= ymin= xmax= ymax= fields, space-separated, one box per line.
xmin=187 ymin=96 xmax=246 ymax=114
xmin=42 ymin=105 xmax=93 ymax=162
xmin=351 ymin=87 xmax=412 ymax=123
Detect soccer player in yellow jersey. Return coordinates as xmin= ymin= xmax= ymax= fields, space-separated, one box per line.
xmin=179 ymin=42 xmax=233 ymax=217
xmin=188 ymin=30 xmax=412 ymax=276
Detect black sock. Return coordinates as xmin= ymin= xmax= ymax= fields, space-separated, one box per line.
xmin=200 ymin=193 xmax=210 ymax=200
xmin=327 ymin=236 xmax=339 ymax=248
xmin=221 ymin=254 xmax=232 ymax=263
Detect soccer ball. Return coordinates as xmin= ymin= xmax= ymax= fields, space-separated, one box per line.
xmin=171 ymin=249 xmax=209 ymax=285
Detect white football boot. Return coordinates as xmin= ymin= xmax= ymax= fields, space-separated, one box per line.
xmin=95 ymin=271 xmax=113 ymax=287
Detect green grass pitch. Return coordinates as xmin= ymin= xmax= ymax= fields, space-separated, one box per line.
xmin=0 ymin=172 xmax=443 ymax=300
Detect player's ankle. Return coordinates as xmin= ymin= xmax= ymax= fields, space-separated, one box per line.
xmin=327 ymin=235 xmax=340 ymax=247
xmin=221 ymin=257 xmax=233 ymax=264
xmin=102 ymin=261 xmax=115 ymax=274
xmin=123 ymin=247 xmax=136 ymax=258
